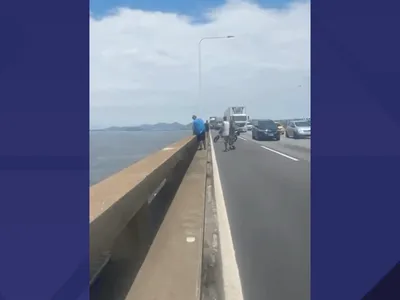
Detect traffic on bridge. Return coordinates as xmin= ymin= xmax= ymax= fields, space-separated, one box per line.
xmin=89 ymin=109 xmax=310 ymax=300
xmin=209 ymin=106 xmax=310 ymax=300
xmin=89 ymin=9 xmax=310 ymax=299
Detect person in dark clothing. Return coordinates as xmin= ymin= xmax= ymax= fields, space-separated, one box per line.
xmin=204 ymin=120 xmax=210 ymax=146
xmin=228 ymin=119 xmax=237 ymax=150
xmin=229 ymin=119 xmax=236 ymax=136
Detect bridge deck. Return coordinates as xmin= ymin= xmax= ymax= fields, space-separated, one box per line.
xmin=212 ymin=131 xmax=310 ymax=300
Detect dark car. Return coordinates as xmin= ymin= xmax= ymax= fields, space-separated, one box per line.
xmin=252 ymin=119 xmax=280 ymax=141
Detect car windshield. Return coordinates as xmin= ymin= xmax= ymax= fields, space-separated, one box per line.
xmin=294 ymin=121 xmax=310 ymax=127
xmin=258 ymin=121 xmax=277 ymax=130
xmin=233 ymin=116 xmax=248 ymax=122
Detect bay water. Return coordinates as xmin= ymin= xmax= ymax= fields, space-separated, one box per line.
xmin=90 ymin=130 xmax=191 ymax=185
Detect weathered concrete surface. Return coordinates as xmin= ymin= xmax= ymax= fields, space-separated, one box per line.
xmin=90 ymin=136 xmax=196 ymax=283
xmin=125 ymin=149 xmax=207 ymax=300
xmin=201 ymin=142 xmax=225 ymax=300
xmin=90 ymin=136 xmax=196 ymax=222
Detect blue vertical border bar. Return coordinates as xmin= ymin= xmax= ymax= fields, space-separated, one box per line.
xmin=312 ymin=0 xmax=400 ymax=299
xmin=0 ymin=0 xmax=89 ymax=299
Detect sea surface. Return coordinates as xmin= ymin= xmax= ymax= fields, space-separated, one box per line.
xmin=90 ymin=130 xmax=191 ymax=185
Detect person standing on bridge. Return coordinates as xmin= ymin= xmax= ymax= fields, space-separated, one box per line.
xmin=228 ymin=118 xmax=237 ymax=150
xmin=220 ymin=116 xmax=230 ymax=152
xmin=205 ymin=120 xmax=210 ymax=146
xmin=192 ymin=115 xmax=206 ymax=150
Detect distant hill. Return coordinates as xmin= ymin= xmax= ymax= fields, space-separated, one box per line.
xmin=98 ymin=122 xmax=192 ymax=132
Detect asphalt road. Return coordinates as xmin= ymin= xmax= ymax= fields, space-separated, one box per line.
xmin=240 ymin=131 xmax=310 ymax=162
xmin=211 ymin=131 xmax=310 ymax=300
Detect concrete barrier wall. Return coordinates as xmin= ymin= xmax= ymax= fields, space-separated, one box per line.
xmin=90 ymin=135 xmax=198 ymax=298
xmin=125 ymin=144 xmax=208 ymax=300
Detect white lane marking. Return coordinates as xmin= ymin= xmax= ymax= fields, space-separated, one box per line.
xmin=238 ymin=136 xmax=246 ymax=141
xmin=209 ymin=132 xmax=244 ymax=300
xmin=261 ymin=145 xmax=299 ymax=161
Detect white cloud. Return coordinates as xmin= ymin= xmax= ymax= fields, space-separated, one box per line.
xmin=90 ymin=0 xmax=310 ymax=128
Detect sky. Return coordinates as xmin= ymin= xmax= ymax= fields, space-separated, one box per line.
xmin=90 ymin=0 xmax=310 ymax=128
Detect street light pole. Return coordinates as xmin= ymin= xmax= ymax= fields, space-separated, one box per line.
xmin=198 ymin=36 xmax=234 ymax=101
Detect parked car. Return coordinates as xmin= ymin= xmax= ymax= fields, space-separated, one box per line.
xmin=285 ymin=120 xmax=311 ymax=139
xmin=252 ymin=119 xmax=280 ymax=141
xmin=275 ymin=122 xmax=284 ymax=135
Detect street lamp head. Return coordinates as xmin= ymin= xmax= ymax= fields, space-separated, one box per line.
xmin=226 ymin=35 xmax=235 ymax=38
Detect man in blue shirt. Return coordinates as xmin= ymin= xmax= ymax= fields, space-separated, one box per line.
xmin=192 ymin=115 xmax=206 ymax=150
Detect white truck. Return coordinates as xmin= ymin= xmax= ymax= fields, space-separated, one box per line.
xmin=224 ymin=106 xmax=249 ymax=133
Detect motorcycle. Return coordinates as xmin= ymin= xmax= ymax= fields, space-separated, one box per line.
xmin=213 ymin=129 xmax=240 ymax=144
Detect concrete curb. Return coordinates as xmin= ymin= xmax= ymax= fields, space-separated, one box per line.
xmin=201 ymin=142 xmax=225 ymax=300
xmin=206 ymin=131 xmax=244 ymax=300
